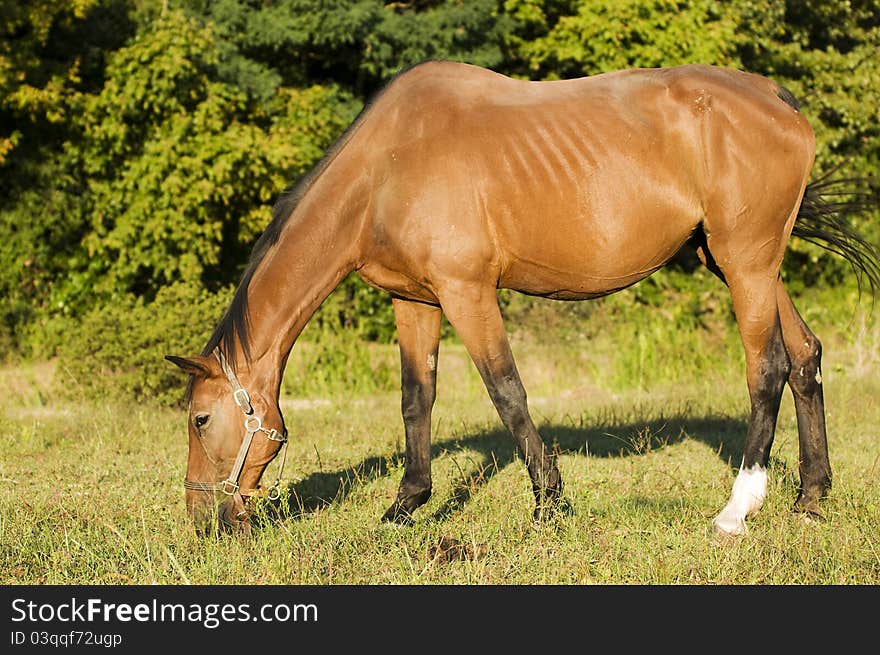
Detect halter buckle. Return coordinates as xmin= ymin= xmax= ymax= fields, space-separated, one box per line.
xmin=220 ymin=479 xmax=240 ymax=496
xmin=264 ymin=428 xmax=285 ymax=442
xmin=233 ymin=388 xmax=253 ymax=414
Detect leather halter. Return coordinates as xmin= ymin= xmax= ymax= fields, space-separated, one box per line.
xmin=183 ymin=347 xmax=288 ymax=501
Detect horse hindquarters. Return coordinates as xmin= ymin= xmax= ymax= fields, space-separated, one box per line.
xmin=700 ymin=84 xmax=818 ymax=535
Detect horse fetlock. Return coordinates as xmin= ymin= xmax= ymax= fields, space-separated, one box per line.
xmin=713 ymin=463 xmax=768 ymax=536
xmin=381 ymin=484 xmax=432 ymax=524
xmin=546 ymin=467 xmax=564 ymax=499
xmin=531 ymin=468 xmax=566 ymax=522
xmin=531 ymin=465 xmax=563 ymax=498
xmin=401 ymin=485 xmax=432 ymax=507
xmin=793 ymin=489 xmax=826 ymax=518
xmin=399 ymin=475 xmax=432 ymax=500
xmin=532 ymin=494 xmax=567 ymax=522
xmin=792 ymin=470 xmax=830 ymax=522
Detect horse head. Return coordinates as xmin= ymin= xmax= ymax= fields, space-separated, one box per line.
xmin=165 ymin=352 xmax=287 ymax=536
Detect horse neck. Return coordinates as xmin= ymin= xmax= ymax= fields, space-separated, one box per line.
xmin=238 ymin=168 xmax=366 ymax=395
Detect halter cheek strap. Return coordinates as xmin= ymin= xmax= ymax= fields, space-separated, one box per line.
xmin=183 ymin=347 xmax=289 ymax=501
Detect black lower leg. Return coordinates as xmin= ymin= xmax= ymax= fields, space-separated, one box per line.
xmin=787 ymin=336 xmax=832 ymax=514
xmin=382 ymin=299 xmax=439 ymax=524
xmin=382 ymin=372 xmax=435 ymax=523
xmin=440 ymin=286 xmax=562 ymax=521
xmin=484 ymin=367 xmax=563 ymax=520
xmin=742 ymin=323 xmax=790 ymax=471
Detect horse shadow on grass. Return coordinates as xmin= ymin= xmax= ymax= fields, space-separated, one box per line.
xmin=271 ymin=411 xmax=749 ymax=523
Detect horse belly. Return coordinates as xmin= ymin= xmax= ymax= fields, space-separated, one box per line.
xmin=493 ymin=186 xmax=700 ymax=299
xmin=499 ymin=237 xmax=684 ymax=299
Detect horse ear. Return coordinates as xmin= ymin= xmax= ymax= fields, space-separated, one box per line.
xmin=165 ymin=355 xmax=213 ymax=377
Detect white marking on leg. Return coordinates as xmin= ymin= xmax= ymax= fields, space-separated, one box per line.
xmin=713 ymin=462 xmax=767 ymax=536
xmin=426 ymin=354 xmax=436 ymax=371
xmin=814 ymin=366 xmax=822 ymax=385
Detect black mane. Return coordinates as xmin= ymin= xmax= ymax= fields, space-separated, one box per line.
xmin=201 ymin=140 xmax=348 ymax=367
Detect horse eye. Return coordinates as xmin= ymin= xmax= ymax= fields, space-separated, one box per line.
xmin=194 ymin=414 xmax=210 ymax=429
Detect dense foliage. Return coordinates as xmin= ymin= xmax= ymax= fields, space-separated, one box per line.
xmin=1 ymin=1 xmax=878 ymax=402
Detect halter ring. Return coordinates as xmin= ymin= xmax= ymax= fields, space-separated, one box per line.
xmin=244 ymin=415 xmax=262 ymax=433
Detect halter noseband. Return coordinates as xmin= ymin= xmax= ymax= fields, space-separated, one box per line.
xmin=183 ymin=347 xmax=289 ymax=502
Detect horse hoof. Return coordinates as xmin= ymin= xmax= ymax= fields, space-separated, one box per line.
xmin=381 ymin=488 xmax=430 ymax=524
xmin=712 ymin=512 xmax=747 ymax=537
xmin=532 ymin=496 xmax=571 ymax=523
xmin=380 ymin=509 xmax=412 ymax=525
xmin=793 ymin=496 xmax=824 ymax=518
xmin=792 ymin=506 xmax=825 ymax=525
xmin=381 ymin=503 xmax=414 ymax=525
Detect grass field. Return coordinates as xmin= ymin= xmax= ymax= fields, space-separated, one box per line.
xmin=2 ymin=282 xmax=879 ymax=584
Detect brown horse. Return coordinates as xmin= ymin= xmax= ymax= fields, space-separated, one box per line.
xmin=167 ymin=61 xmax=879 ymax=537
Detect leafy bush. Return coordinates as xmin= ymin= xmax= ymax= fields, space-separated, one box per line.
xmin=308 ymin=273 xmax=397 ymax=343
xmin=53 ymin=282 xmax=230 ymax=406
xmin=3 ymin=0 xmax=879 ymax=375
xmin=283 ymin=327 xmax=399 ymax=398
xmin=51 ymin=277 xmax=400 ymax=405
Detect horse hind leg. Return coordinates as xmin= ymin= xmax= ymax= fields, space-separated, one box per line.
xmin=690 ymin=225 xmax=790 ymax=534
xmin=713 ymin=280 xmax=790 ymax=536
xmin=776 ymin=278 xmax=832 ymax=515
xmin=381 ymin=297 xmax=441 ymax=523
xmin=438 ymin=282 xmax=563 ymax=520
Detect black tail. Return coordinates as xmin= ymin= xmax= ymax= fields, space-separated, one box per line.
xmin=794 ymin=168 xmax=880 ymax=298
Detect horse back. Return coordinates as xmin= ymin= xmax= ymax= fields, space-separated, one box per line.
xmin=353 ymin=62 xmax=814 ymax=299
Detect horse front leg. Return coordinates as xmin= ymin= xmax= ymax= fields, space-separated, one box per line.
xmin=438 ymin=282 xmax=563 ymax=521
xmin=381 ymin=297 xmax=441 ymax=523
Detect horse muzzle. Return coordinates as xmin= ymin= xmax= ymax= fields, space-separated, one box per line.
xmin=186 ymin=488 xmax=251 ymax=537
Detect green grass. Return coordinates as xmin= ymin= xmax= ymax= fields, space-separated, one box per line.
xmin=2 ymin=282 xmax=879 ymax=584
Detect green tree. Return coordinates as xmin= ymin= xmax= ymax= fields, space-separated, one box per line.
xmin=0 ymin=8 xmax=360 ymax=354
xmin=1 ymin=0 xmax=878 ymax=391
xmin=181 ymin=0 xmax=516 ymax=96
xmin=733 ymin=0 xmax=880 ymax=289
xmin=0 ymin=0 xmax=133 ymax=165
xmin=0 ymin=0 xmax=136 ymax=353
xmin=513 ymin=0 xmax=738 ymax=78
xmin=75 ymin=10 xmax=360 ymax=301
